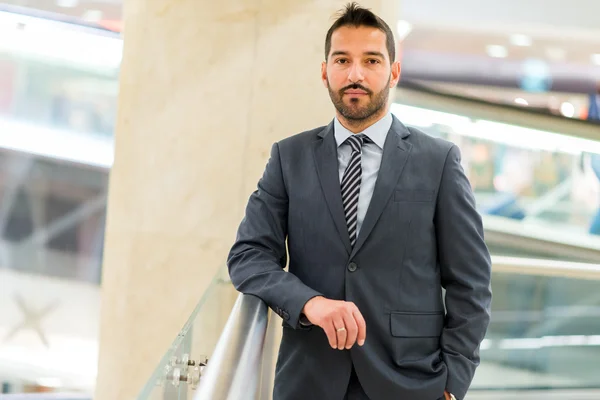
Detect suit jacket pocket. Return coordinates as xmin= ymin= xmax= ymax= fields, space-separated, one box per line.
xmin=390 ymin=311 xmax=444 ymax=337
xmin=394 ymin=189 xmax=434 ymax=203
xmin=390 ymin=312 xmax=445 ymax=372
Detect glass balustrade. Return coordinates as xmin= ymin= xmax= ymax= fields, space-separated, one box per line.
xmin=136 ymin=265 xmax=236 ymax=400
xmin=472 ymin=261 xmax=600 ymax=391
xmin=135 ymin=259 xmax=600 ymax=398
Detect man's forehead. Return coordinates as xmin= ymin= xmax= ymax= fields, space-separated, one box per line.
xmin=331 ymin=25 xmax=386 ymax=41
xmin=329 ymin=26 xmax=387 ymax=51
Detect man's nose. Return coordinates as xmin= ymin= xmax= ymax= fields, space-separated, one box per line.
xmin=347 ymin=63 xmax=365 ymax=83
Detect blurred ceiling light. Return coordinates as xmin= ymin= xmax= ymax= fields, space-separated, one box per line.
xmin=56 ymin=0 xmax=78 ymax=7
xmin=0 ymin=11 xmax=122 ymax=71
xmin=82 ymin=10 xmax=103 ymax=22
xmin=591 ymin=53 xmax=600 ymax=65
xmin=545 ymin=47 xmax=566 ymax=62
xmin=514 ymin=98 xmax=529 ymax=106
xmin=396 ymin=20 xmax=412 ymax=40
xmin=510 ymin=33 xmax=532 ymax=47
xmin=560 ymin=102 xmax=575 ymax=118
xmin=486 ymin=45 xmax=508 ymax=58
xmin=37 ymin=377 xmax=62 ymax=388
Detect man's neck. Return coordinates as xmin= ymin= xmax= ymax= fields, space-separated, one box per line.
xmin=337 ymin=109 xmax=389 ymax=134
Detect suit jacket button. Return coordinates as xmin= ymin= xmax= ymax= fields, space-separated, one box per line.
xmin=282 ymin=311 xmax=290 ymax=320
xmin=348 ymin=262 xmax=358 ymax=272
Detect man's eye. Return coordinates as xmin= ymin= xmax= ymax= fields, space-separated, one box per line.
xmin=367 ymin=59 xmax=380 ymax=64
xmin=336 ymin=59 xmax=348 ymax=64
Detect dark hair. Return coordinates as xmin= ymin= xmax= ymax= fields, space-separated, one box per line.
xmin=325 ymin=2 xmax=396 ymax=64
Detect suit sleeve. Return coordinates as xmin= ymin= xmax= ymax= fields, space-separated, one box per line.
xmin=435 ymin=145 xmax=492 ymax=400
xmin=227 ymin=142 xmax=323 ymax=329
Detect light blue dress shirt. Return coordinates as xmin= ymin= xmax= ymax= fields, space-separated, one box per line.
xmin=334 ymin=112 xmax=393 ymax=237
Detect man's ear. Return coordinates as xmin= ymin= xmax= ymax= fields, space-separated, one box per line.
xmin=321 ymin=61 xmax=328 ymax=88
xmin=390 ymin=61 xmax=401 ymax=88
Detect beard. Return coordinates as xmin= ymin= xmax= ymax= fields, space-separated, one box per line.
xmin=327 ymin=77 xmax=390 ymax=121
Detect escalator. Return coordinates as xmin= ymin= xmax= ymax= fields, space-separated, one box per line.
xmin=391 ymin=86 xmax=600 ymax=263
xmin=483 ymin=214 xmax=600 ymax=262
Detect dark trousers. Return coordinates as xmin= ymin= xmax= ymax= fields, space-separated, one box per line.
xmin=344 ymin=366 xmax=369 ymax=400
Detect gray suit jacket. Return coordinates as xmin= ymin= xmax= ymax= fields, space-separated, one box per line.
xmin=227 ymin=116 xmax=492 ymax=400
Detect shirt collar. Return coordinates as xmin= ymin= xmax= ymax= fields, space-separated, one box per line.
xmin=334 ymin=112 xmax=392 ymax=150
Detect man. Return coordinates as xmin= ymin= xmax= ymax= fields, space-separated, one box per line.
xmin=227 ymin=3 xmax=492 ymax=399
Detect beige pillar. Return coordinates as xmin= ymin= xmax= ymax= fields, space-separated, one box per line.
xmin=95 ymin=1 xmax=399 ymax=399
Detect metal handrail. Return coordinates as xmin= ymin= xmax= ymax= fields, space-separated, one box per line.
xmin=193 ymin=293 xmax=268 ymax=400
xmin=483 ymin=215 xmax=600 ymax=262
xmin=395 ymin=85 xmax=600 ymax=142
xmin=492 ymin=255 xmax=600 ymax=280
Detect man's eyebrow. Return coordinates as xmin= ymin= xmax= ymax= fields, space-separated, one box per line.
xmin=330 ymin=51 xmax=349 ymax=57
xmin=364 ymin=51 xmax=385 ymax=58
xmin=330 ymin=51 xmax=386 ymax=58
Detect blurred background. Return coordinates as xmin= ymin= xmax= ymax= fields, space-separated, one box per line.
xmin=0 ymin=0 xmax=599 ymax=397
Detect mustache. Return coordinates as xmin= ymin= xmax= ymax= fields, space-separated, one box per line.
xmin=340 ymin=83 xmax=372 ymax=94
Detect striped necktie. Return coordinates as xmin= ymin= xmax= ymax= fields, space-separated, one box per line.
xmin=341 ymin=134 xmax=367 ymax=247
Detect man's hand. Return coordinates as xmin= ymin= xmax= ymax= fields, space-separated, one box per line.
xmin=302 ymin=296 xmax=366 ymax=350
xmin=444 ymin=391 xmax=452 ymax=400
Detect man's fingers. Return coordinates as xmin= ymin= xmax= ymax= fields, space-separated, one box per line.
xmin=343 ymin=310 xmax=359 ymax=349
xmin=353 ymin=309 xmax=367 ymax=346
xmin=322 ymin=321 xmax=337 ymax=349
xmin=333 ymin=317 xmax=346 ymax=350
xmin=316 ymin=302 xmax=366 ymax=350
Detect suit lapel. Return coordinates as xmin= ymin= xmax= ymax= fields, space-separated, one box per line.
xmin=351 ymin=117 xmax=412 ymax=259
xmin=313 ymin=121 xmax=352 ymax=255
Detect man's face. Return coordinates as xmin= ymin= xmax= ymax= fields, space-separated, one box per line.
xmin=322 ymin=25 xmax=401 ymax=121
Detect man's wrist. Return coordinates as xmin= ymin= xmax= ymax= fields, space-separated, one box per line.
xmin=444 ymin=391 xmax=457 ymax=400
xmin=301 ymin=295 xmax=323 ymax=315
xmin=299 ymin=314 xmax=312 ymax=326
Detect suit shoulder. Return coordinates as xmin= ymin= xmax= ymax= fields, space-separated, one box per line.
xmin=406 ymin=125 xmax=456 ymax=156
xmin=276 ymin=125 xmax=327 ymax=149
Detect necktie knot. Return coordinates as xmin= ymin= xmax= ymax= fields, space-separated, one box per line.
xmin=346 ymin=134 xmax=367 ymax=153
